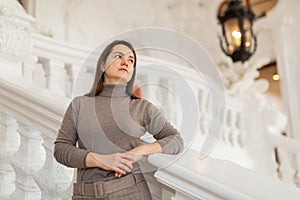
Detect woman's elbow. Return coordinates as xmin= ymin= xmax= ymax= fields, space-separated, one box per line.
xmin=175 ymin=136 xmax=184 ymax=154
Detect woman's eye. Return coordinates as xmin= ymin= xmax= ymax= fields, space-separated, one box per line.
xmin=128 ymin=59 xmax=134 ymax=63
xmin=115 ymin=54 xmax=122 ymax=59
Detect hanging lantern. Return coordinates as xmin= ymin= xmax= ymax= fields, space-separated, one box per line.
xmin=218 ymin=0 xmax=257 ymax=63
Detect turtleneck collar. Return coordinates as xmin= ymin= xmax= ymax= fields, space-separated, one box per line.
xmin=99 ymin=83 xmax=130 ymax=97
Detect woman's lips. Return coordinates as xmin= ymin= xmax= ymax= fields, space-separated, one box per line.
xmin=119 ymin=68 xmax=128 ymax=72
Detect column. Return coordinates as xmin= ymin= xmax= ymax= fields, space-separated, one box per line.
xmin=270 ymin=0 xmax=300 ymax=140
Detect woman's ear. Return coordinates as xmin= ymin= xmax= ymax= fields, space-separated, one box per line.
xmin=100 ymin=63 xmax=106 ymax=73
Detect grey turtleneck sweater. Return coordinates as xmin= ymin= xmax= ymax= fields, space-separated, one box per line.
xmin=54 ymin=84 xmax=183 ymax=182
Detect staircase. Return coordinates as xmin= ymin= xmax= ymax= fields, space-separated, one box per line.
xmin=1 ymin=1 xmax=300 ymax=199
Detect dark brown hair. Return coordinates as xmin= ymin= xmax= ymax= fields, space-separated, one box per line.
xmin=85 ymin=40 xmax=139 ymax=98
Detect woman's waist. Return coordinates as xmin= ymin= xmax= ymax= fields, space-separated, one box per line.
xmin=77 ymin=163 xmax=141 ymax=183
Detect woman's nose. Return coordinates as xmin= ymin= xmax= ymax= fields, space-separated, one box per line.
xmin=121 ymin=58 xmax=128 ymax=66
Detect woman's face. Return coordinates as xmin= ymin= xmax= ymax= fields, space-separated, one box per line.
xmin=103 ymin=44 xmax=135 ymax=84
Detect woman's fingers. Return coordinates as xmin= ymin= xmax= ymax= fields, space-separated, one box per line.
xmin=120 ymin=158 xmax=133 ymax=169
xmin=112 ymin=166 xmax=127 ymax=175
xmin=92 ymin=152 xmax=141 ymax=176
xmin=115 ymin=172 xmax=122 ymax=178
xmin=118 ymin=162 xmax=132 ymax=173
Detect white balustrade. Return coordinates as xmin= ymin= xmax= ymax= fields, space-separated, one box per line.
xmin=0 ymin=78 xmax=73 ymax=200
xmin=2 ymin=49 xmax=300 ymax=199
xmin=265 ymin=121 xmax=300 ymax=187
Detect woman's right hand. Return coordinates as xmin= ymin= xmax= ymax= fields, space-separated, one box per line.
xmin=86 ymin=152 xmax=134 ymax=175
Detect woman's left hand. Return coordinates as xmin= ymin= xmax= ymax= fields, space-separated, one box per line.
xmin=115 ymin=142 xmax=162 ymax=178
xmin=115 ymin=150 xmax=143 ymax=177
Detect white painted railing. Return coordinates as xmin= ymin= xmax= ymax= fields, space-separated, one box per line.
xmin=1 ymin=1 xmax=300 ymax=198
xmin=264 ymin=104 xmax=300 ymax=187
xmin=0 ymin=79 xmax=73 ymax=200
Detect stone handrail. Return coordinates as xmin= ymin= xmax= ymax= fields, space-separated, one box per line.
xmin=148 ymin=149 xmax=300 ymax=200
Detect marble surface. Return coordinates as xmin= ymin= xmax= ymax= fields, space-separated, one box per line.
xmin=148 ymin=149 xmax=300 ymax=200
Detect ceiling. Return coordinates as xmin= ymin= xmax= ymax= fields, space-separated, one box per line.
xmin=248 ymin=0 xmax=279 ymax=18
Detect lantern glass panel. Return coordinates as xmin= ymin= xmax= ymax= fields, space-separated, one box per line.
xmin=243 ymin=19 xmax=252 ymax=49
xmin=224 ymin=18 xmax=241 ymax=53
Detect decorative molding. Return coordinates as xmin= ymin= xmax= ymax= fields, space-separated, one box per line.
xmin=217 ymin=61 xmax=269 ymax=98
xmin=0 ymin=19 xmax=32 ymax=58
xmin=0 ymin=0 xmax=34 ymax=60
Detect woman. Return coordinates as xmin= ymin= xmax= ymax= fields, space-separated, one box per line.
xmin=54 ymin=40 xmax=184 ymax=200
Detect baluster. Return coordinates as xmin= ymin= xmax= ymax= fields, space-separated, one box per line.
xmin=198 ymin=88 xmax=210 ymax=135
xmin=65 ymin=64 xmax=73 ymax=98
xmin=33 ymin=60 xmax=47 ymax=89
xmin=137 ymin=74 xmax=149 ymax=99
xmin=22 ymin=56 xmax=38 ymax=82
xmin=222 ymin=109 xmax=231 ymax=145
xmin=42 ymin=59 xmax=67 ymax=96
xmin=62 ymin=170 xmax=77 ymax=200
xmin=0 ymin=113 xmax=20 ymax=198
xmin=198 ymin=88 xmax=205 ymax=135
xmin=10 ymin=121 xmax=44 ymax=200
xmin=146 ymin=75 xmax=159 ymax=103
xmin=294 ymin=152 xmax=300 ymax=188
xmin=295 ymin=153 xmax=300 ymax=187
xmin=35 ymin=129 xmax=73 ymax=200
xmin=230 ymin=109 xmax=240 ymax=147
xmin=156 ymin=78 xmax=171 ymax=119
xmin=170 ymin=80 xmax=180 ymax=128
xmin=235 ymin=112 xmax=243 ymax=147
xmin=277 ymin=148 xmax=294 ymax=185
xmin=289 ymin=152 xmax=300 ymax=187
xmin=49 ymin=60 xmax=68 ymax=96
xmin=65 ymin=64 xmax=81 ymax=98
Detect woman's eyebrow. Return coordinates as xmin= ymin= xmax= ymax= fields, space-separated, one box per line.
xmin=113 ymin=51 xmax=123 ymax=55
xmin=113 ymin=51 xmax=135 ymax=59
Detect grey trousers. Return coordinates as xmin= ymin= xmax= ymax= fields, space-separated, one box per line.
xmin=72 ymin=173 xmax=152 ymax=200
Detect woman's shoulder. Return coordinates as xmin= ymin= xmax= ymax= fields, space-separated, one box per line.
xmin=130 ymin=98 xmax=157 ymax=110
xmin=69 ymin=95 xmax=95 ymax=105
xmin=71 ymin=95 xmax=88 ymax=101
xmin=131 ymin=97 xmax=152 ymax=105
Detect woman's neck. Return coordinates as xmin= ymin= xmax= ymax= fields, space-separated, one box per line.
xmin=99 ymin=83 xmax=129 ymax=97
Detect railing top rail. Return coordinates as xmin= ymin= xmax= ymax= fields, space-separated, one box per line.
xmin=0 ymin=77 xmax=69 ymax=133
xmin=148 ymin=149 xmax=300 ymax=200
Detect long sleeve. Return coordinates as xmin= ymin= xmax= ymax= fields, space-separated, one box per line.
xmin=144 ymin=103 xmax=184 ymax=154
xmin=54 ymin=97 xmax=89 ymax=168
